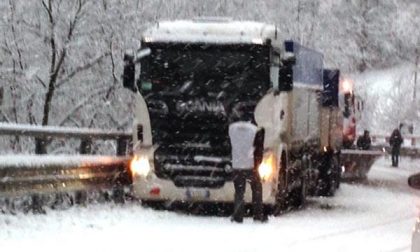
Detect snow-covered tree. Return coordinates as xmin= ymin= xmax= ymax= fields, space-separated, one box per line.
xmin=0 ymin=0 xmax=419 ymax=153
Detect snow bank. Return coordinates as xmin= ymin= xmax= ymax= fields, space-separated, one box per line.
xmin=0 ymin=157 xmax=419 ymax=252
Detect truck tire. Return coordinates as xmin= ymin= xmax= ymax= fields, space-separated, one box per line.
xmin=333 ymin=155 xmax=341 ymax=190
xmin=287 ymin=157 xmax=306 ymax=208
xmin=317 ymin=154 xmax=339 ymax=197
xmin=288 ymin=175 xmax=306 ymax=208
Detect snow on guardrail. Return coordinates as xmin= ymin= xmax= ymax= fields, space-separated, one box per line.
xmin=370 ymin=134 xmax=420 ymax=148
xmin=0 ymin=123 xmax=131 ymax=139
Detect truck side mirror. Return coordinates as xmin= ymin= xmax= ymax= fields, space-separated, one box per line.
xmin=283 ymin=52 xmax=296 ymax=66
xmin=123 ymin=52 xmax=136 ymax=92
xmin=279 ymin=57 xmax=294 ymax=92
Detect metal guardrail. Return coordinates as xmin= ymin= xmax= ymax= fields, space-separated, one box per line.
xmin=0 ymin=123 xmax=134 ymax=212
xmin=0 ymin=123 xmax=131 ymax=139
xmin=0 ymin=122 xmax=132 ymax=155
xmin=352 ymin=134 xmax=420 ymax=158
xmin=0 ymin=155 xmax=131 ymax=197
xmin=1 ymin=122 xmax=415 ymax=212
xmin=370 ymin=134 xmax=420 ymax=148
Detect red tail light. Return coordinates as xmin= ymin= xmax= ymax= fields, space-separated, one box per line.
xmin=150 ymin=187 xmax=160 ymax=196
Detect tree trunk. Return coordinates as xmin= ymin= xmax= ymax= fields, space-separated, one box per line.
xmin=414 ymin=48 xmax=418 ymax=101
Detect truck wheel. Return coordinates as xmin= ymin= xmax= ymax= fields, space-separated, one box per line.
xmin=286 ymin=157 xmax=307 ymax=208
xmin=332 ymin=155 xmax=341 ymax=190
xmin=317 ymin=155 xmax=339 ymax=197
xmin=288 ymin=176 xmax=306 ymax=208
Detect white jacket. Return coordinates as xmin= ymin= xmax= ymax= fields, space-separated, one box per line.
xmin=229 ymin=122 xmax=258 ymax=169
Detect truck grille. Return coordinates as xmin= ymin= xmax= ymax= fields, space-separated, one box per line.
xmin=154 ymin=146 xmax=232 ymax=188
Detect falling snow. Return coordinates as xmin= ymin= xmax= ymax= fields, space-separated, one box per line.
xmin=0 ymin=157 xmax=418 ymax=252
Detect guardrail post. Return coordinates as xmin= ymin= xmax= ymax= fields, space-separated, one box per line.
xmin=114 ymin=136 xmax=133 ymax=203
xmin=35 ymin=137 xmax=47 ymax=154
xmin=32 ymin=137 xmax=47 ymax=213
xmin=80 ymin=138 xmax=92 ymax=154
xmin=31 ymin=194 xmax=46 ymax=214
xmin=116 ymin=137 xmax=128 ymax=156
xmin=75 ymin=191 xmax=88 ymax=206
xmin=412 ymin=138 xmax=416 ymax=147
xmin=76 ymin=138 xmax=92 ymax=206
xmin=112 ymin=153 xmax=129 ymax=204
xmin=113 ymin=187 xmax=125 ymax=204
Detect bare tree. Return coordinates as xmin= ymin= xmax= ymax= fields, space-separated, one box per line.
xmin=0 ymin=0 xmax=419 ymax=152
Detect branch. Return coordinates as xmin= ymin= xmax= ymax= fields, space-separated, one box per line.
xmin=0 ymin=109 xmax=11 ymax=123
xmin=42 ymin=0 xmax=56 ymax=76
xmin=67 ymin=0 xmax=84 ymax=42
xmin=109 ymin=38 xmax=117 ymax=84
xmin=52 ymin=0 xmax=87 ymax=83
xmin=27 ymin=94 xmax=37 ymax=125
xmin=2 ymin=37 xmax=13 ymax=56
xmin=57 ymin=87 xmax=110 ymax=126
xmin=35 ymin=75 xmax=47 ymax=88
xmin=41 ymin=0 xmax=88 ymax=127
xmin=56 ymin=52 xmax=110 ymax=88
xmin=8 ymin=0 xmax=24 ymax=70
xmin=105 ymin=109 xmax=132 ymax=129
xmin=41 ymin=0 xmax=54 ymax=24
xmin=52 ymin=48 xmax=66 ymax=80
xmin=20 ymin=19 xmax=49 ymax=42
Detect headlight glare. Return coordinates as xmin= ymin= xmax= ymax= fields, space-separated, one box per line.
xmin=258 ymin=151 xmax=276 ymax=182
xmin=130 ymin=155 xmax=151 ymax=177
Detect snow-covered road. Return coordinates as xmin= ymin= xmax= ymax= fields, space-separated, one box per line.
xmin=1 ymin=157 xmax=419 ymax=252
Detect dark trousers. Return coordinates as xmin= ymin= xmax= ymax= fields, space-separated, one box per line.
xmin=391 ymin=147 xmax=400 ymax=167
xmin=232 ymin=169 xmax=265 ymax=223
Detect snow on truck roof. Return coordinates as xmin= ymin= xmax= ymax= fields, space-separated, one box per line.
xmin=142 ymin=19 xmax=280 ymax=45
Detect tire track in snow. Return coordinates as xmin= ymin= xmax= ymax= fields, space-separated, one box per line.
xmin=385 ymin=245 xmax=410 ymax=252
xmin=299 ymin=215 xmax=413 ymax=242
xmin=286 ymin=214 xmax=413 ymax=248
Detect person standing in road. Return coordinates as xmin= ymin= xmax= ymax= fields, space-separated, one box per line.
xmin=389 ymin=128 xmax=403 ymax=167
xmin=357 ymin=130 xmax=372 ymax=150
xmin=229 ymin=121 xmax=267 ymax=223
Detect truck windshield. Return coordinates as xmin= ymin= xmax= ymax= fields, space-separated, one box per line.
xmin=139 ymin=43 xmax=270 ymax=98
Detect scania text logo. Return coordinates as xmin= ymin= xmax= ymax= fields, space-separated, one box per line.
xmin=176 ymin=100 xmax=226 ymax=115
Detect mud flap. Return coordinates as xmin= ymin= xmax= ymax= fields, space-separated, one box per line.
xmin=274 ymin=145 xmax=307 ymax=213
xmin=273 ymin=145 xmax=288 ymax=215
xmin=316 ymin=150 xmax=339 ymax=197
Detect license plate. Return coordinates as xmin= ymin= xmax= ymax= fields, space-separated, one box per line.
xmin=186 ymin=188 xmax=210 ymax=200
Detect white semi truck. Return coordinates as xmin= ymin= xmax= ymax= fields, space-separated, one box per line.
xmin=122 ymin=19 xmax=342 ymax=212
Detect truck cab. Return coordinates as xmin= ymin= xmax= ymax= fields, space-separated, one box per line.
xmin=123 ymin=19 xmax=340 ymax=210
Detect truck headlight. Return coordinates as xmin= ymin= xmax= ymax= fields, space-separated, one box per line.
xmin=130 ymin=155 xmax=151 ymax=177
xmin=258 ymin=152 xmax=276 ymax=182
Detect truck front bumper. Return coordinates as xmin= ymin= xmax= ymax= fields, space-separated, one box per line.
xmin=132 ymin=173 xmax=277 ymax=205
